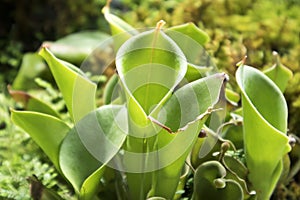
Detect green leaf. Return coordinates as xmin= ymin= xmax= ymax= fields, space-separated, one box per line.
xmin=39 ymin=47 xmax=97 ymax=122
xmin=11 ymin=110 xmax=70 ymax=170
xmin=193 ymin=161 xmax=243 ymax=200
xmin=12 ymin=52 xmax=49 ymax=90
xmin=59 ymin=105 xmax=127 ymax=199
xmin=159 ymin=73 xmax=226 ymax=131
xmin=102 ymin=5 xmax=138 ymax=36
xmin=166 ymin=23 xmax=211 ymax=81
xmin=264 ymin=52 xmax=293 ymax=92
xmin=8 ymin=87 xmax=60 ymax=118
xmin=103 ymin=73 xmax=121 ymax=105
xmin=236 ymin=65 xmax=291 ymax=200
xmin=167 ymin=23 xmax=210 ymax=46
xmin=45 ymin=31 xmax=110 ymax=65
xmin=116 ymin=22 xmax=188 ymax=138
xmin=102 ymin=3 xmax=138 ymax=50
xmin=148 ymin=73 xmax=226 ymax=198
xmin=225 ymin=88 xmax=240 ymax=106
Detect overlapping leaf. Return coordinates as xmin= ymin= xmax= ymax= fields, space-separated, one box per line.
xmin=39 ymin=47 xmax=96 ymax=122
xmin=8 ymin=87 xmax=60 ymax=118
xmin=11 ymin=110 xmax=70 ymax=171
xmin=59 ymin=105 xmax=127 ymax=199
xmin=116 ymin=22 xmax=187 ymax=120
xmin=193 ymin=161 xmax=243 ymax=200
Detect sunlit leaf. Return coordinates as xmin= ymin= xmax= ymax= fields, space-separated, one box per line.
xmin=264 ymin=51 xmax=293 ymax=92
xmin=236 ymin=65 xmax=291 ymax=200
xmin=39 ymin=47 xmax=96 ymax=122
xmin=11 ymin=110 xmax=70 ymax=170
xmin=102 ymin=2 xmax=138 ymax=50
xmin=59 ymin=105 xmax=127 ymax=199
xmin=148 ymin=73 xmax=226 ymax=198
xmin=225 ymin=88 xmax=240 ymax=106
xmin=116 ymin=21 xmax=187 ymax=131
xmin=166 ymin=23 xmax=211 ymax=81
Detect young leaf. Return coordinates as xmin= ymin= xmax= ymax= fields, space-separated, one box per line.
xmin=193 ymin=161 xmax=243 ymax=200
xmin=59 ymin=105 xmax=127 ymax=199
xmin=39 ymin=47 xmax=96 ymax=122
xmin=264 ymin=51 xmax=293 ymax=92
xmin=11 ymin=110 xmax=70 ymax=170
xmin=236 ymin=65 xmax=291 ymax=200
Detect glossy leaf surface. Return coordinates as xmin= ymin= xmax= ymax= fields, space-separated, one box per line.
xmin=149 ymin=73 xmax=226 ymax=198
xmin=11 ymin=110 xmax=70 ymax=170
xmin=116 ymin=23 xmax=187 ymax=133
xmin=236 ymin=65 xmax=291 ymax=200
xmin=39 ymin=47 xmax=96 ymax=122
xmin=59 ymin=105 xmax=127 ymax=199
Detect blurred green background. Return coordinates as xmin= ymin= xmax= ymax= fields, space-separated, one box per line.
xmin=0 ymin=0 xmax=299 ymax=199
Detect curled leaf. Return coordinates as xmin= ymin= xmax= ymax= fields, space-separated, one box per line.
xmin=236 ymin=65 xmax=291 ymax=200
xmin=39 ymin=47 xmax=96 ymax=122
xmin=193 ymin=161 xmax=243 ymax=200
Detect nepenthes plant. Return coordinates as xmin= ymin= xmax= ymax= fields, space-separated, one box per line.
xmin=10 ymin=3 xmax=294 ymax=200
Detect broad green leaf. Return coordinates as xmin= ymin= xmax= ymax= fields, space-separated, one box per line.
xmin=166 ymin=23 xmax=211 ymax=81
xmin=236 ymin=65 xmax=291 ymax=200
xmin=264 ymin=52 xmax=293 ymax=92
xmin=8 ymin=87 xmax=60 ymax=118
xmin=158 ymin=73 xmax=226 ymax=131
xmin=11 ymin=110 xmax=70 ymax=170
xmin=193 ymin=161 xmax=243 ymax=200
xmin=148 ymin=73 xmax=226 ymax=198
xmin=39 ymin=47 xmax=96 ymax=122
xmin=116 ymin=22 xmax=187 ymax=132
xmin=59 ymin=105 xmax=127 ymax=199
xmin=44 ymin=31 xmax=110 ymax=65
xmin=12 ymin=52 xmax=49 ymax=90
